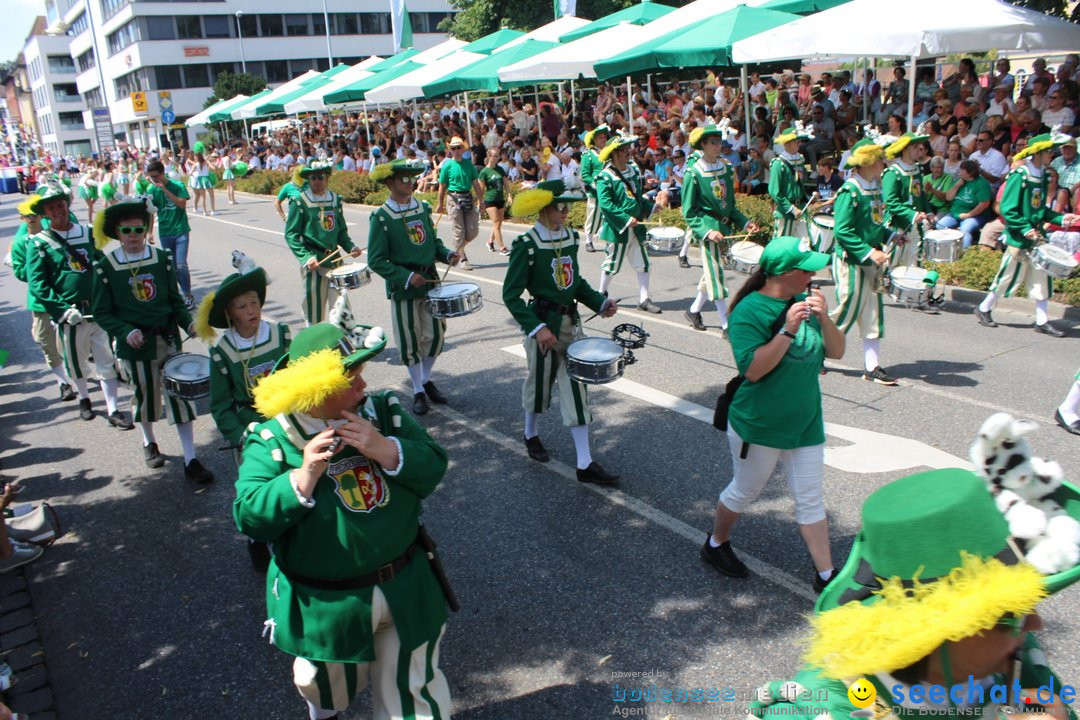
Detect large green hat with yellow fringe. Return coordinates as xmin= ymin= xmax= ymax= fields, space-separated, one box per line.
xmin=598 ymin=134 xmax=637 ymax=164
xmin=370 ymin=158 xmax=426 ymax=185
xmin=885 ymin=130 xmax=930 ymax=159
xmin=297 ymin=160 xmax=334 ymax=179
xmin=194 ymin=267 xmax=269 ymax=341
xmin=584 ymin=124 xmax=611 ymax=149
xmin=843 ymin=137 xmax=887 ymax=169
xmin=1014 ymin=130 xmax=1073 ymax=161
xmin=92 ymin=195 xmax=153 ymax=250
xmin=252 ymin=323 xmax=386 ymax=419
xmin=510 ymin=179 xmax=586 ymax=217
xmin=776 ymin=121 xmax=814 ymax=145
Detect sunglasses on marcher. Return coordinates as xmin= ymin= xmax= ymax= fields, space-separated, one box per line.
xmin=118 ymin=225 xmax=147 ymax=235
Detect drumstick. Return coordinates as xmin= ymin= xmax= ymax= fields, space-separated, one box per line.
xmin=798 ymin=193 xmax=819 ymax=218
xmin=583 ymin=298 xmax=622 ymax=324
xmin=318 ymin=247 xmax=343 ymax=266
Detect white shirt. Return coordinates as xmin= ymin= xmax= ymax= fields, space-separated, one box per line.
xmin=341 ymin=156 xmax=356 ymax=172
xmin=986 ymin=97 xmax=1014 ymax=117
xmin=969 ymin=146 xmax=1009 ymax=183
xmin=542 ymin=152 xmax=562 ymax=181
xmin=1043 ymin=106 xmax=1076 ymax=130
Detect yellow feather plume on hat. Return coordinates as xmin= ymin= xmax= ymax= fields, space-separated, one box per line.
xmin=17 ymin=200 xmax=36 ymax=217
xmin=291 ymin=167 xmax=304 ymax=187
xmin=584 ymin=129 xmax=598 ymax=149
xmin=510 ymin=189 xmax=555 ymax=218
xmin=194 ymin=291 xmax=217 ymax=343
xmin=845 ymin=143 xmax=885 ymax=169
xmin=91 ymin=211 xmax=111 ymax=251
xmin=688 ymin=127 xmax=705 ymax=150
xmin=1014 ymin=139 xmax=1055 ymax=162
xmin=369 ymin=163 xmax=393 ymax=184
xmin=253 ymin=348 xmax=351 ymax=419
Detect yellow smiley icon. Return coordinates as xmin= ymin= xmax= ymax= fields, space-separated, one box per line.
xmin=848 ymin=678 xmax=876 ymax=708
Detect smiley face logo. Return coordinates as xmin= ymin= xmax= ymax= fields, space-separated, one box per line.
xmin=848 ymin=678 xmax=876 ymax=709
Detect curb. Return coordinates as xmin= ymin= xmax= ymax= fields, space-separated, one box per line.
xmin=0 ymin=572 xmax=56 ymax=719
xmin=233 ymin=190 xmax=1078 ymax=321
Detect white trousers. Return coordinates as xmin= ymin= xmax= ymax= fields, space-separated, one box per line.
xmin=719 ymin=426 xmax=826 ymax=525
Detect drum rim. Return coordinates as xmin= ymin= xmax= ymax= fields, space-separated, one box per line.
xmin=567 ymin=337 xmax=624 ymax=361
xmin=647 ymin=226 xmax=685 ymax=239
xmin=428 ymin=283 xmax=482 ymax=298
xmin=812 ymin=214 xmax=835 ymax=226
xmin=924 ymin=229 xmax=963 ymax=240
xmin=329 ymin=263 xmax=370 ymax=276
xmin=1035 ymin=244 xmax=1078 ymax=262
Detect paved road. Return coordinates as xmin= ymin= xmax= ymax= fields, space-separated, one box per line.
xmin=1 ymin=193 xmax=1078 ymax=720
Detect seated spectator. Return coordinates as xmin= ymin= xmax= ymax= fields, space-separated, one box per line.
xmin=813 ymin=157 xmax=843 ymax=210
xmin=943 ymin=139 xmax=963 ymax=176
xmin=745 ymin=147 xmax=767 ymax=194
xmin=926 ymin=119 xmax=948 ymax=157
xmin=923 ymin=155 xmax=957 ymax=215
xmin=969 ymin=129 xmax=1010 ymax=190
xmin=1043 ymin=89 xmax=1076 ymax=134
xmin=518 ymin=146 xmax=539 ymax=187
xmin=986 ymin=84 xmax=1015 ymax=118
xmin=886 ymin=113 xmax=907 ymax=136
xmin=915 ymin=68 xmax=940 ymax=101
xmin=1050 ymin=136 xmax=1080 ymax=205
xmin=937 ymin=159 xmax=992 ymax=248
xmin=954 ymin=115 xmax=976 ymax=156
xmin=803 ymin=105 xmax=835 ymax=173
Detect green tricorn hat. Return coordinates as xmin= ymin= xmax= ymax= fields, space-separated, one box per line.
xmin=297 ymin=160 xmax=334 ymax=179
xmin=369 ymin=157 xmax=426 ymax=184
xmin=92 ymin=195 xmax=153 ymax=250
xmin=29 ymin=182 xmax=71 ymax=215
xmin=509 ymin=179 xmax=587 ymax=217
xmin=598 ymin=134 xmax=638 ymax=164
xmin=1015 ymin=130 xmax=1073 ymax=161
xmin=886 ymin=131 xmax=930 ymax=158
xmin=194 ymin=267 xmax=269 ymax=340
xmin=689 ymin=124 xmax=731 ymax=150
xmin=584 ymin=124 xmax=611 ymax=149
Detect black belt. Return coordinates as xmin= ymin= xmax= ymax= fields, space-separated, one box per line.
xmin=401 ymin=262 xmax=435 ymax=274
xmin=74 ymin=300 xmax=91 ymax=310
xmin=703 ymin=209 xmax=734 ymax=226
xmin=532 ymin=298 xmax=578 ymax=317
xmin=449 ymin=191 xmax=472 ymax=197
xmin=276 ymin=538 xmax=421 ymax=591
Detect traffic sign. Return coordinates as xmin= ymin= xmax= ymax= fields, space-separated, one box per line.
xmin=158 ymin=91 xmax=172 ymax=110
xmin=162 ymin=109 xmax=176 ymax=125
xmin=131 ymin=91 xmax=148 ymax=114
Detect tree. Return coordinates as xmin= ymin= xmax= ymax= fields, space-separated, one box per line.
xmin=1009 ymin=0 xmax=1080 ymax=22
xmin=203 ymin=71 xmax=267 ymax=109
xmin=439 ymin=0 xmax=689 ymax=41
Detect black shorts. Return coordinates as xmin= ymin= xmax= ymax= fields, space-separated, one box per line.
xmin=485 ymin=199 xmax=505 ymax=210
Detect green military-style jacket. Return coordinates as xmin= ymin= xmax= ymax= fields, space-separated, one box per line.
xmin=833 ymin=177 xmax=892 ymax=266
xmin=1000 ymin=162 xmax=1064 ymax=250
xmin=26 ymin=223 xmax=100 ymax=323
xmin=769 ymin=155 xmax=804 ymax=217
xmin=366 ymin=197 xmax=453 ymax=301
xmin=502 ymin=223 xmax=606 ymax=334
xmin=881 ymin=160 xmax=928 ymax=231
xmin=681 ymin=158 xmax=750 ymax=240
xmin=234 ymin=391 xmax=449 ymax=663
xmin=11 ymin=221 xmax=49 ymax=312
xmin=209 ymin=321 xmax=292 ymax=447
xmin=595 ymin=161 xmax=653 ymax=245
xmin=284 ymin=188 xmax=355 ymax=265
xmin=580 ymin=149 xmax=604 ymax=198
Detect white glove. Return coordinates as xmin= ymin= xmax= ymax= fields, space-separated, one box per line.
xmin=61 ymin=307 xmax=84 ymax=326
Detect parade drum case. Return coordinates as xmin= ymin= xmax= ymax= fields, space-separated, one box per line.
xmin=1030 ymin=244 xmax=1079 ymax=279
xmin=427 ymin=282 xmax=483 ymax=318
xmin=565 ymin=337 xmax=625 ymax=385
xmin=726 ymin=240 xmax=764 ymax=275
xmin=163 ymin=353 xmax=211 ymax=400
xmin=646 ymin=226 xmax=685 ymax=253
xmin=924 ymin=229 xmax=963 ymax=263
xmin=887 ymin=266 xmax=931 ymax=304
xmin=328 ymin=263 xmax=372 ymax=290
xmin=811 ymin=214 xmax=835 ymax=254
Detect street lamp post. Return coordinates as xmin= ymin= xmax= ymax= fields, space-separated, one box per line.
xmin=235 ymin=11 xmax=247 ymax=74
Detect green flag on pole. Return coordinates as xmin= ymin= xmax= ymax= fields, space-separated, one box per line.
xmin=391 ymin=0 xmax=413 ymax=52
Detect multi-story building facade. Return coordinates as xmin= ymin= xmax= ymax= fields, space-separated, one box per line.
xmin=20 ymin=14 xmax=95 ymax=157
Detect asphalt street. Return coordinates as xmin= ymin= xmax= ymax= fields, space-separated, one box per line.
xmin=1 ymin=191 xmax=1078 ymax=720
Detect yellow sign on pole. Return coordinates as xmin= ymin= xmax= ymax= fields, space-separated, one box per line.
xmin=131 ymin=91 xmax=148 ymax=114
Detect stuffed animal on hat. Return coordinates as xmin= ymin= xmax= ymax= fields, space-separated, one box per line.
xmin=328 ymin=294 xmax=385 ymax=350
xmin=230 ymin=249 xmax=263 ymax=279
xmin=970 ymin=413 xmax=1080 ymax=574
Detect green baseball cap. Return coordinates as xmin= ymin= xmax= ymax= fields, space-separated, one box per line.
xmin=759 ymin=236 xmax=830 ymax=275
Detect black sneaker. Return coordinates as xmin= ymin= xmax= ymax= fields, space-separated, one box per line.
xmin=576 ymin=461 xmax=619 ymax=486
xmin=1034 ymin=322 xmax=1066 ymax=338
xmin=863 ymin=366 xmax=898 ymax=386
xmin=974 ymin=307 xmax=998 ymax=327
xmin=58 ymin=383 xmax=76 ymax=401
xmin=699 ymin=535 xmax=749 ymax=578
xmin=107 ymin=411 xmax=134 ymax=430
xmin=422 ymin=381 xmax=448 ymax=404
xmin=684 ymin=310 xmax=706 ymax=331
xmin=144 ymin=443 xmax=165 ymax=469
xmin=585 ymin=241 xmax=596 ymax=253
xmin=524 ymin=435 xmax=550 ymax=462
xmin=247 ymin=539 xmax=271 ymax=572
xmin=812 ymin=568 xmax=838 ymax=594
xmin=637 ymin=298 xmax=662 ymax=314
xmin=78 ymin=398 xmax=94 ymax=421
xmin=915 ymin=302 xmax=940 ymax=315
xmin=678 ymin=256 xmax=691 ymax=269
xmin=412 ymin=392 xmax=430 ymax=416
xmin=184 ymin=458 xmax=215 ymax=484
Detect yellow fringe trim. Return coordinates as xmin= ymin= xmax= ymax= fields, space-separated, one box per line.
xmin=194 ymin=291 xmax=217 ymax=342
xmin=776 ymin=132 xmax=798 ymax=145
xmin=253 ymin=348 xmax=350 ymax=419
xmin=91 ymin=211 xmax=111 ymax=250
xmin=510 ymin=189 xmax=555 ymax=218
xmin=689 ymin=127 xmax=706 ymax=149
xmin=1014 ymin=140 xmax=1054 ymax=162
xmin=845 ymin=144 xmax=885 ymax=168
xmin=291 ymin=167 xmax=304 ymax=188
xmin=17 ymin=200 xmax=36 ymax=217
xmin=584 ymin=129 xmax=598 ymax=149
xmin=885 ymin=136 xmax=912 ymax=159
xmin=804 ymin=553 xmax=1047 ymax=679
xmin=599 ymin=139 xmax=631 ymax=164
xmin=369 ymin=163 xmax=394 ymax=183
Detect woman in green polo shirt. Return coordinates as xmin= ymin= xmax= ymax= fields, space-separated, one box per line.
xmin=478 ymin=150 xmax=511 ymax=256
xmin=937 ymin=159 xmax=992 ymax=248
xmin=701 ymin=237 xmax=845 ymax=594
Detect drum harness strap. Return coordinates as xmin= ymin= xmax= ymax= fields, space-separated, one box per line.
xmin=532 ymin=298 xmax=578 ymax=318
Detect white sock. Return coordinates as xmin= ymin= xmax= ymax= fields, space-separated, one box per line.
xmin=708 ymin=533 xmax=723 ymax=548
xmin=1035 ymin=300 xmax=1049 ymax=326
xmin=307 ymin=700 xmax=338 ymax=720
xmin=689 ymin=290 xmax=707 ymax=314
xmin=714 ymin=298 xmax=729 ymax=328
xmin=863 ymin=338 xmax=880 ymax=372
xmin=679 ymin=237 xmax=690 ymax=258
xmin=420 ymin=356 xmax=436 ymax=385
xmin=598 ymin=271 xmax=612 ymax=295
xmin=74 ymin=377 xmax=89 ymax=400
xmin=51 ymin=367 xmax=70 ymax=386
xmin=177 ymin=421 xmax=196 ymax=464
xmin=570 ymin=423 xmax=592 ymax=470
xmin=1059 ymin=380 xmax=1080 ymax=424
xmin=100 ymin=377 xmax=119 ymax=414
xmin=636 ymin=272 xmax=650 ymax=303
xmin=140 ymin=422 xmax=156 ymax=446
xmin=524 ymin=411 xmax=539 ymax=439
xmin=818 ymin=567 xmax=835 ymax=580
xmin=979 ymin=292 xmax=999 ymax=313
xmin=407 ymin=364 xmax=425 ymax=394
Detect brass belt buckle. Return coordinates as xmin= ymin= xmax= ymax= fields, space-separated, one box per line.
xmin=376 ymin=563 xmax=396 ymax=584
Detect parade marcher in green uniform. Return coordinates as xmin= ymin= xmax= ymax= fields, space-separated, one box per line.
xmin=9 ymin=198 xmax=75 ymax=401
xmin=235 ymin=322 xmax=452 ymax=720
xmin=681 ymin=124 xmax=760 ymax=335
xmin=367 ymin=159 xmax=460 ymax=416
xmin=435 ymin=136 xmax=484 ymax=271
xmin=769 ymin=125 xmax=811 ymax=237
xmin=749 ymin=466 xmax=1080 ymax=720
xmin=883 ymin=130 xmax=933 ymax=268
xmin=828 ymin=138 xmax=899 ymax=386
xmin=580 ymin=124 xmax=611 ymax=253
xmin=596 ymin=134 xmax=661 ymax=313
xmin=26 ymin=184 xmax=128 ymax=427
xmin=284 ymin=161 xmax=362 ymax=326
xmin=503 ymin=180 xmax=621 ymax=487
xmin=274 ymin=168 xmax=306 ymax=221
xmin=91 ymin=197 xmax=214 ymax=481
xmin=976 ymin=132 xmax=1077 ymax=336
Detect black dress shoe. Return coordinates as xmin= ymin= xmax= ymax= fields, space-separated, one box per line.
xmin=1055 ymin=409 xmax=1080 ymax=436
xmin=247 ymin=539 xmax=271 ymax=572
xmin=144 ymin=442 xmax=165 ymax=469
xmin=108 ymin=411 xmax=134 ymax=430
xmin=523 ymin=435 xmax=550 ymax=462
xmin=412 ymin=392 xmax=430 ymax=415
xmin=1034 ymin=322 xmax=1066 ymax=338
xmin=422 ymin=381 xmax=448 ymax=404
xmin=678 ymin=256 xmax=691 ymax=269
xmin=637 ymin=298 xmax=662 ymax=314
xmin=78 ymin=398 xmax=94 ymax=421
xmin=576 ymin=461 xmax=619 ymax=486
xmin=684 ymin=309 xmax=706 ymax=331
xmin=184 ymin=458 xmax=215 ymax=484
xmin=812 ymin=568 xmax=838 ymax=594
xmin=699 ymin=535 xmax=749 ymax=578
xmin=58 ymin=383 xmax=76 ymax=401
xmin=974 ymin=307 xmax=998 ymax=327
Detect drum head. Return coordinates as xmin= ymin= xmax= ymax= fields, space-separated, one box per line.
xmin=924 ymin=229 xmax=962 ymax=242
xmin=1037 ymin=244 xmax=1078 ymax=264
xmin=329 ymin=263 xmax=369 ymax=277
xmin=428 ymin=282 xmax=480 ymax=299
xmin=890 ymin=265 xmax=929 ymax=288
xmin=812 ymin=214 xmax=834 ymax=228
xmin=647 ymin=226 xmax=684 ymax=241
xmin=164 ymin=353 xmax=210 ymax=380
xmin=730 ymin=240 xmax=763 ymax=261
xmin=567 ymin=337 xmax=623 ymax=362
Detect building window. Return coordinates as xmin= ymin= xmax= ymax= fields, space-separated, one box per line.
xmin=68 ymin=12 xmax=89 ymax=36
xmin=209 ymin=63 xmax=237 ymax=84
xmin=59 ymin=111 xmax=85 ymax=129
xmin=184 ymin=64 xmax=210 ymax=88
xmin=336 ymin=13 xmax=359 ymax=35
xmin=146 ymin=16 xmax=176 ymax=40
xmin=259 ymin=14 xmax=283 ymax=37
xmin=285 ymin=14 xmax=308 ymax=37
xmin=54 ymin=83 xmax=80 ymax=102
xmin=48 ymin=55 xmax=76 ymax=74
xmin=115 ymin=69 xmax=146 ymax=96
xmin=176 ymin=16 xmax=202 ymax=39
xmin=85 ymin=87 xmax=104 ymax=107
xmin=107 ymin=19 xmax=140 ymax=55
xmin=237 ymin=13 xmax=257 ymax=39
xmin=358 ymin=12 xmax=389 ymax=34
xmin=413 ymin=12 xmax=449 ymax=33
xmin=203 ymin=15 xmax=230 ymax=38
xmin=76 ymin=50 xmax=96 ymax=73
xmin=315 ymin=57 xmax=330 ymax=72
xmin=154 ymin=65 xmax=182 ymax=90
xmin=312 ymin=13 xmax=325 ymax=36
xmin=265 ymin=60 xmax=288 ymax=83
xmin=290 ymin=58 xmax=313 ymax=75
xmin=101 ymin=0 xmax=129 ymax=21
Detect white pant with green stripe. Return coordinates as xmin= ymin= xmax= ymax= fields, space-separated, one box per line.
xmin=523 ymin=315 xmax=591 ymax=427
xmin=889 ymin=225 xmax=922 ymax=268
xmin=584 ymin=194 xmax=603 ymax=240
xmin=391 ymin=297 xmax=446 ymax=368
xmin=600 ymin=234 xmax=650 ymax=276
xmin=292 ymin=587 xmax=450 ymax=719
xmin=123 ymin=337 xmax=196 ymax=425
xmin=59 ymin=320 xmax=117 ymax=382
xmin=698 ymin=238 xmax=729 ymax=301
xmin=773 ymin=211 xmax=808 ymax=240
xmin=301 ymin=264 xmax=343 ymax=327
xmin=829 ymin=256 xmax=885 ymax=340
xmin=987 ymin=247 xmax=1051 ymax=301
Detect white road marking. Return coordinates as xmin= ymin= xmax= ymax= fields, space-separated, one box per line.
xmin=501 ymin=344 xmax=971 ymax=474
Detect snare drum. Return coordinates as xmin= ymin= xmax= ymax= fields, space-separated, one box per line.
xmin=426 ymin=282 xmax=483 ymax=318
xmin=811 ymin=214 xmax=835 ymax=254
xmin=726 ymin=240 xmax=764 ymax=275
xmin=887 ymin=266 xmax=932 ymax=305
xmin=923 ymin=229 xmax=963 ymax=263
xmin=162 ymin=352 xmax=211 ymax=400
xmin=1030 ymin=244 xmax=1079 ymax=279
xmin=327 ymin=263 xmax=372 ymax=291
xmin=646 ymin=226 xmax=686 ymax=253
xmin=565 ymin=337 xmax=625 ymax=385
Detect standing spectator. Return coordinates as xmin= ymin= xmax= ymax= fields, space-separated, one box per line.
xmin=883 ymin=67 xmax=909 ymax=122
xmin=915 ymin=68 xmax=940 ymax=101
xmin=478 ymin=150 xmax=510 ymax=256
xmin=936 ymin=160 xmax=993 ymax=248
xmin=145 ymin=160 xmax=196 ymax=309
xmin=987 ymin=57 xmax=1015 ymax=94
xmin=968 ymin=130 xmax=1010 ymax=190
xmin=856 ymin=68 xmax=882 ymax=122
xmin=519 ymin=147 xmax=539 ymax=188
xmin=436 ymin=136 xmax=484 ymax=272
